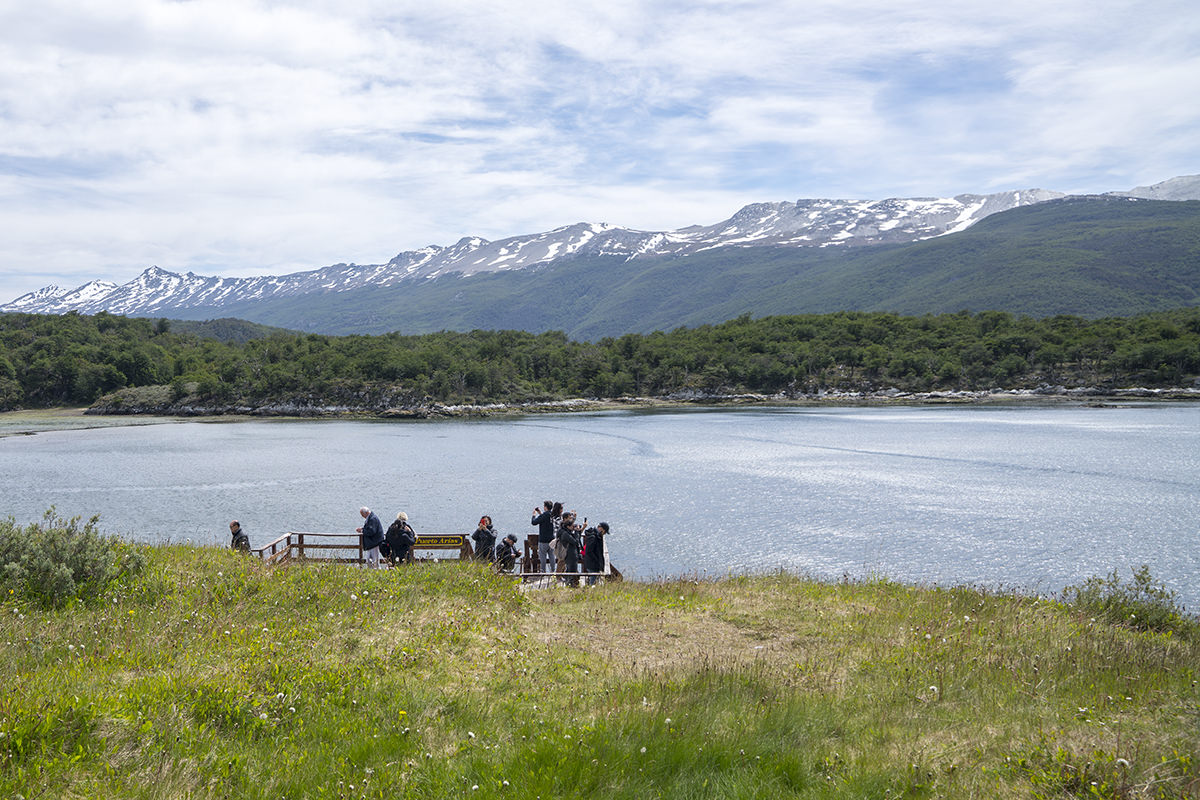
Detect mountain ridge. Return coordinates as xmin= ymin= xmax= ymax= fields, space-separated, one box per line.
xmin=99 ymin=196 xmax=1196 ymax=340
xmin=4 ymin=175 xmax=1199 ymax=329
xmin=2 ymin=187 xmax=1085 ymax=315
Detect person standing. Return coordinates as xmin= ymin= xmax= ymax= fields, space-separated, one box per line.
xmin=558 ymin=513 xmax=583 ymax=586
xmin=552 ymin=504 xmax=568 ymax=569
xmin=531 ymin=500 xmax=556 ymax=573
xmin=583 ymin=522 xmax=609 ymax=585
xmin=357 ymin=506 xmax=384 ymax=568
xmin=471 ymin=515 xmax=497 ymax=563
xmin=385 ymin=511 xmax=416 ymax=566
xmin=229 ymin=520 xmax=250 ymax=552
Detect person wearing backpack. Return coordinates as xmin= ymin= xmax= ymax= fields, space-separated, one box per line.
xmin=385 ymin=511 xmax=416 ymax=566
xmin=558 ymin=513 xmax=583 ymax=586
xmin=229 ymin=520 xmax=250 ymax=552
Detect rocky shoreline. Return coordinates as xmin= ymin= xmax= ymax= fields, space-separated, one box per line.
xmin=82 ymin=383 xmax=1200 ymax=419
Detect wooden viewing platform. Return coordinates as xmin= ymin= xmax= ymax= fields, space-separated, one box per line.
xmin=250 ymin=531 xmax=621 ymax=584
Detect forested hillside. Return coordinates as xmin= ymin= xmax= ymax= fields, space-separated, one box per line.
xmin=2 ymin=308 xmax=1199 ymax=412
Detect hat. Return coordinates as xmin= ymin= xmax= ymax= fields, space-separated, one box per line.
xmin=396 ymin=512 xmax=408 ymax=521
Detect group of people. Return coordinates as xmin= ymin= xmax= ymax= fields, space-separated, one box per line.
xmin=230 ymin=503 xmax=610 ymax=584
xmin=356 ymin=507 xmax=417 ymax=568
xmin=531 ymin=500 xmax=611 ymax=585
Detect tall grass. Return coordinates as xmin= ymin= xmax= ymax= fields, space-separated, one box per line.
xmin=2 ymin=547 xmax=1197 ymax=798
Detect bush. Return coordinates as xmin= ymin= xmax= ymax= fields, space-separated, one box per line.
xmin=0 ymin=509 xmax=145 ymax=606
xmin=1063 ymin=564 xmax=1198 ymax=638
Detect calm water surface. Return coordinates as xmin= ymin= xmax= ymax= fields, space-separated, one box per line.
xmin=2 ymin=405 xmax=1198 ymax=604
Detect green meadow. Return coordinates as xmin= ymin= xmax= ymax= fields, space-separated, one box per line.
xmin=2 ymin=533 xmax=1198 ymax=799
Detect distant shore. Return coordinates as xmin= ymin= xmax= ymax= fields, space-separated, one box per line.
xmin=0 ymin=407 xmax=187 ymax=438
xmin=3 ymin=384 xmax=1198 ymax=437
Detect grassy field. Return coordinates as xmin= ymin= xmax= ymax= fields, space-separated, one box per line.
xmin=3 ymin=546 xmax=1198 ymax=799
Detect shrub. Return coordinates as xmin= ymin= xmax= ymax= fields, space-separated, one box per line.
xmin=0 ymin=509 xmax=145 ymax=607
xmin=1063 ymin=564 xmax=1198 ymax=638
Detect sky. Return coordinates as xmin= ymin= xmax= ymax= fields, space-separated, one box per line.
xmin=2 ymin=1 xmax=1199 ymax=302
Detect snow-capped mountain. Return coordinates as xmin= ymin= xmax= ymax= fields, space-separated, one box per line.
xmin=3 ymin=178 xmax=1195 ymax=317
xmin=1 ymin=280 xmax=120 ymax=312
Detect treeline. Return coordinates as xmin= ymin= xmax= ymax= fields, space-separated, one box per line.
xmin=1 ymin=308 xmax=1199 ymax=411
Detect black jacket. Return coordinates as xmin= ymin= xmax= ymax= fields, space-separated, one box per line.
xmin=583 ymin=528 xmax=605 ymax=573
xmin=385 ymin=520 xmax=416 ymax=561
xmin=495 ymin=539 xmax=519 ymax=571
xmin=558 ymin=525 xmax=581 ymax=559
xmin=532 ymin=510 xmax=555 ymax=542
xmin=472 ymin=525 xmax=497 ymax=561
xmin=230 ymin=526 xmax=250 ymax=552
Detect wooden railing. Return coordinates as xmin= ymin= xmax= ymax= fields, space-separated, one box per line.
xmin=250 ymin=531 xmax=621 ymax=583
xmin=251 ymin=531 xmax=363 ymax=565
xmin=251 ymin=531 xmax=473 ymax=565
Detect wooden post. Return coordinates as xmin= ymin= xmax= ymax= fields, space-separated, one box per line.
xmin=523 ymin=534 xmax=539 ymax=573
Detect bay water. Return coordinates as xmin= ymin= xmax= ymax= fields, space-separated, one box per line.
xmin=2 ymin=404 xmax=1197 ymax=605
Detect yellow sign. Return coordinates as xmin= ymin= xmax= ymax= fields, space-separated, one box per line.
xmin=414 ymin=535 xmax=466 ymax=548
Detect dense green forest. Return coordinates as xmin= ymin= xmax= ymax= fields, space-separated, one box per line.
xmin=1 ymin=308 xmax=1199 ymax=412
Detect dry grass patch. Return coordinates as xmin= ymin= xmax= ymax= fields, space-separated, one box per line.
xmin=522 ymin=583 xmax=804 ymax=678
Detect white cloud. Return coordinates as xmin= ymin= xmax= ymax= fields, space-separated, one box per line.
xmin=1 ymin=0 xmax=1199 ymax=299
